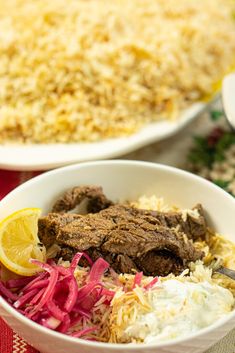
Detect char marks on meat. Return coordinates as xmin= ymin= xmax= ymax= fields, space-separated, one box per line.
xmin=38 ymin=186 xmax=206 ymax=276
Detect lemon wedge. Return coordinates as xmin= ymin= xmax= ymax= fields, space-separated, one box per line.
xmin=0 ymin=208 xmax=46 ymax=276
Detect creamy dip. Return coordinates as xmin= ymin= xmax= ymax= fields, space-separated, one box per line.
xmin=117 ymin=280 xmax=234 ymax=343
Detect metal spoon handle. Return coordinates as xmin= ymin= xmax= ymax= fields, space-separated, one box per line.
xmin=215 ymin=266 xmax=235 ymax=280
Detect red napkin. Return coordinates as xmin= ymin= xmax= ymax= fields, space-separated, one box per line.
xmin=0 ymin=170 xmax=41 ymax=353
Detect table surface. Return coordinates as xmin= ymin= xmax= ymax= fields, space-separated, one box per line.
xmin=0 ymin=100 xmax=235 ymax=353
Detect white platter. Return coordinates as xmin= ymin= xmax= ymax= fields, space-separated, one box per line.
xmin=0 ymin=101 xmax=211 ymax=171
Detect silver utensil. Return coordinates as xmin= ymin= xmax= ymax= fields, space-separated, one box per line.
xmin=215 ymin=266 xmax=235 ymax=280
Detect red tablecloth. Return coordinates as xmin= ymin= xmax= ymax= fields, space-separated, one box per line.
xmin=0 ymin=170 xmax=41 ymax=353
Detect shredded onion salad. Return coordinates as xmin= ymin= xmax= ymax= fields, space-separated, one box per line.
xmin=1 ymin=252 xmax=234 ymax=344
xmin=0 ymin=252 xmax=158 ymax=341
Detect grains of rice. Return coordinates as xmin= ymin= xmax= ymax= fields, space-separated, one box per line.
xmin=131 ymin=196 xmax=175 ymax=212
xmin=181 ymin=208 xmax=200 ymax=221
xmin=0 ymin=0 xmax=235 ymax=143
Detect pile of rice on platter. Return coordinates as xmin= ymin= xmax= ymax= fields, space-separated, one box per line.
xmin=0 ymin=0 xmax=235 ymax=144
xmin=0 ymin=185 xmax=235 ymax=344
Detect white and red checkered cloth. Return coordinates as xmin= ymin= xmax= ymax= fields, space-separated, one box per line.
xmin=0 ymin=170 xmax=41 ymax=353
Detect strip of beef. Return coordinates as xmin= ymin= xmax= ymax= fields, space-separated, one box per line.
xmin=38 ymin=213 xmax=82 ymax=248
xmin=85 ymin=249 xmax=138 ymax=274
xmin=143 ymin=204 xmax=207 ymax=241
xmin=38 ymin=204 xmax=204 ymax=276
xmin=51 ymin=185 xmax=206 ymax=241
xmin=99 ymin=204 xmax=207 ymax=241
xmin=136 ymin=250 xmax=184 ymax=277
xmin=57 ymin=213 xmax=114 ymax=250
xmin=52 ymin=185 xmax=113 ymax=214
xmin=100 ymin=221 xmax=199 ymax=261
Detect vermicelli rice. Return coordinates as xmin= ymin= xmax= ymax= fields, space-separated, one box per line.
xmin=0 ymin=0 xmax=235 ymax=143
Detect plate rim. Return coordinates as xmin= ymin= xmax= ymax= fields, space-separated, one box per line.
xmin=0 ymin=99 xmax=215 ymax=171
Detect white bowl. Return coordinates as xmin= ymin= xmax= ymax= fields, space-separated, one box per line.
xmin=0 ymin=160 xmax=235 ymax=353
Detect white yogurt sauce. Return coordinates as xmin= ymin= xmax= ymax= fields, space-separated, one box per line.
xmin=124 ymin=279 xmax=234 ymax=343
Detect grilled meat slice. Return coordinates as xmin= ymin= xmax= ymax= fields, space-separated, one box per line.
xmin=38 ymin=204 xmax=204 ymax=276
xmin=52 ymin=185 xmax=113 ymax=214
xmin=38 ymin=213 xmax=82 ymax=248
xmin=99 ymin=204 xmax=207 ymax=241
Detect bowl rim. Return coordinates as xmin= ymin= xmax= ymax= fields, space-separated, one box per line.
xmin=0 ymin=159 xmax=235 ymax=349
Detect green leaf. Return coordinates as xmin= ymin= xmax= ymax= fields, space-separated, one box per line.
xmin=214 ymin=153 xmax=225 ymax=162
xmin=213 ymin=179 xmax=229 ymax=189
xmin=214 ymin=133 xmax=235 ymax=161
xmin=193 ymin=136 xmax=207 ymax=145
xmin=188 ymin=136 xmax=214 ymax=167
xmin=210 ymin=110 xmax=223 ymax=121
xmin=188 ymin=150 xmax=210 ymax=165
